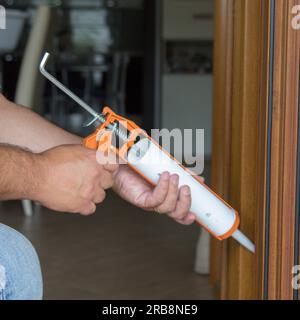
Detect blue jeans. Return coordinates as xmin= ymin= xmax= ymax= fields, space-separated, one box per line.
xmin=0 ymin=223 xmax=43 ymax=300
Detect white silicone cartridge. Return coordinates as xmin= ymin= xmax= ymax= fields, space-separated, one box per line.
xmin=127 ymin=138 xmax=255 ymax=253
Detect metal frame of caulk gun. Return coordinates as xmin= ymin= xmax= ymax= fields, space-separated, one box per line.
xmin=39 ymin=52 xmax=255 ymax=254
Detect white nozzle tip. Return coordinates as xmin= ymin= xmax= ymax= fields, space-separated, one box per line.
xmin=232 ymin=230 xmax=255 ymax=253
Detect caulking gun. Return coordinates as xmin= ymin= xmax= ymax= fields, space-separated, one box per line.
xmin=40 ymin=52 xmax=255 ymax=253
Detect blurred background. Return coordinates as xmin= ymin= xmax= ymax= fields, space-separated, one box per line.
xmin=0 ymin=0 xmax=215 ymax=299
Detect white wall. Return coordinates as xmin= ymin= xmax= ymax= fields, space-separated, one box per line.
xmin=163 ymin=0 xmax=214 ymax=40
xmin=162 ymin=74 xmax=212 ymax=157
xmin=161 ymin=0 xmax=214 ymax=158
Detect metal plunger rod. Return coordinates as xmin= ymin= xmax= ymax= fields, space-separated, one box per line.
xmin=40 ymin=53 xmax=103 ymax=121
xmin=39 ymin=52 xmax=129 ymax=143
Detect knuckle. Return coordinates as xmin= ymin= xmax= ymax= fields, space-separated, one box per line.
xmin=93 ymin=189 xmax=106 ymax=204
xmin=102 ymin=176 xmax=114 ymax=190
xmin=105 ymin=164 xmax=119 ymax=172
xmin=98 ymin=190 xmax=106 ymax=203
xmin=89 ymin=169 xmax=99 ymax=179
xmin=91 ymin=167 xmax=103 ymax=179
xmin=81 ymin=185 xmax=94 ymax=200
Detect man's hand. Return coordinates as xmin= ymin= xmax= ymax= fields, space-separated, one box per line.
xmin=113 ymin=165 xmax=196 ymax=225
xmin=32 ymin=145 xmax=118 ymax=215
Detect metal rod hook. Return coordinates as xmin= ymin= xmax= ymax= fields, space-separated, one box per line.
xmin=39 ymin=52 xmax=103 ymax=122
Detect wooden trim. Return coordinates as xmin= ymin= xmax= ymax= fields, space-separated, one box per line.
xmin=295 ymin=71 xmax=300 ymax=299
xmin=211 ymin=0 xmax=271 ymax=299
xmin=210 ymin=0 xmax=234 ymax=298
xmin=267 ymin=0 xmax=300 ymax=300
xmin=255 ymin=0 xmax=272 ymax=300
xmin=225 ymin=0 xmax=269 ymax=299
xmin=297 ymin=80 xmax=300 ymax=300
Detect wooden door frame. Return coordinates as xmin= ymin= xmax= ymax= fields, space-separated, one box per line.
xmin=210 ymin=0 xmax=234 ymax=297
xmin=211 ymin=0 xmax=300 ymax=299
xmin=264 ymin=0 xmax=300 ymax=300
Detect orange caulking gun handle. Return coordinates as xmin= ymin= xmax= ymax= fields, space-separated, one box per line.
xmin=83 ymin=133 xmax=98 ymax=150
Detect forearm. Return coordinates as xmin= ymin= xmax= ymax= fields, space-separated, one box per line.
xmin=0 ymin=94 xmax=81 ymax=153
xmin=0 ymin=145 xmax=39 ymax=200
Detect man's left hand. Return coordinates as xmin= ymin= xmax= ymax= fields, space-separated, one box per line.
xmin=113 ymin=165 xmax=196 ymax=225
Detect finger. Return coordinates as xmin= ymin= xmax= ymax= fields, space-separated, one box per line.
xmin=155 ymin=174 xmax=180 ymax=213
xmin=103 ymin=163 xmax=119 ymax=173
xmin=168 ymin=185 xmax=191 ymax=220
xmin=80 ymin=202 xmax=96 ymax=216
xmin=144 ymin=172 xmax=170 ymax=208
xmin=99 ymin=170 xmax=114 ymax=189
xmin=93 ymin=189 xmax=106 ymax=204
xmin=175 ymin=212 xmax=196 ymax=225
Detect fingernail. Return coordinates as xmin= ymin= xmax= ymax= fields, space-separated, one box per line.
xmin=171 ymin=174 xmax=179 ymax=185
xmin=161 ymin=172 xmax=169 ymax=180
xmin=183 ymin=186 xmax=191 ymax=195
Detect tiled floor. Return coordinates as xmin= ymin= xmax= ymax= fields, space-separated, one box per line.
xmin=0 ymin=191 xmax=214 ymax=300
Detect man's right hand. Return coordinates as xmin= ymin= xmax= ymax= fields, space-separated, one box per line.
xmin=31 ymin=145 xmax=118 ymax=215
